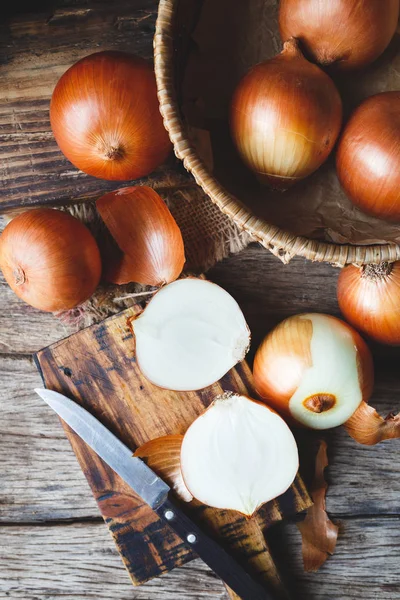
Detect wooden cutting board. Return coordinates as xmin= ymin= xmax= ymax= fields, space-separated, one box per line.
xmin=35 ymin=304 xmax=311 ymax=599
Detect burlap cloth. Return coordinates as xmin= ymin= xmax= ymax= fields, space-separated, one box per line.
xmin=57 ymin=171 xmax=252 ymax=329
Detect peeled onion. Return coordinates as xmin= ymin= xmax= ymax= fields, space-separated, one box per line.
xmin=50 ymin=51 xmax=171 ymax=181
xmin=279 ymin=0 xmax=399 ymax=70
xmin=180 ymin=393 xmax=299 ymax=516
xmin=230 ymin=38 xmax=342 ymax=189
xmin=97 ymin=186 xmax=185 ymax=286
xmin=253 ymin=313 xmax=373 ymax=430
xmin=336 ymin=92 xmax=400 ymax=221
xmin=130 ymin=278 xmax=250 ymax=391
xmin=338 ymin=262 xmax=400 ymax=345
xmin=0 ymin=209 xmax=101 ymax=312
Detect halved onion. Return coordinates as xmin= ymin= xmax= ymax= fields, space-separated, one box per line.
xmin=130 ymin=278 xmax=250 ymax=391
xmin=180 ymin=393 xmax=299 ymax=517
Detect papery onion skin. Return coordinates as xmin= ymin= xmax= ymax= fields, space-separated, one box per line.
xmin=0 ymin=209 xmax=101 ymax=312
xmin=336 ymin=92 xmax=400 ymax=221
xmin=97 ymin=186 xmax=185 ymax=286
xmin=345 ymin=401 xmax=400 ymax=445
xmin=337 ymin=262 xmax=400 ymax=346
xmin=134 ymin=435 xmax=193 ymax=502
xmin=230 ymin=38 xmax=342 ymax=190
xmin=50 ymin=51 xmax=171 ymax=181
xmin=279 ymin=0 xmax=399 ymax=71
xmin=253 ymin=313 xmax=374 ymax=430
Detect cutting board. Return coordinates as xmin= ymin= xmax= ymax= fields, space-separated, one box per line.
xmin=35 ymin=304 xmax=311 ymax=599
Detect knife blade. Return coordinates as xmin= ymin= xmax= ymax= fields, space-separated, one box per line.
xmin=35 ymin=388 xmax=279 ymax=600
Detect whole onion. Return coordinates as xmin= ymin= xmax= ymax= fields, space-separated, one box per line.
xmin=338 ymin=262 xmax=400 ymax=345
xmin=0 ymin=209 xmax=101 ymax=312
xmin=230 ymin=39 xmax=342 ymax=189
xmin=50 ymin=51 xmax=172 ymax=181
xmin=279 ymin=0 xmax=400 ymax=70
xmin=336 ymin=92 xmax=400 ymax=221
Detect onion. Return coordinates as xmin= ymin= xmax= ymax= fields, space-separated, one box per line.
xmin=0 ymin=209 xmax=101 ymax=312
xmin=297 ymin=440 xmax=338 ymax=572
xmin=337 ymin=262 xmax=400 ymax=345
xmin=336 ymin=92 xmax=400 ymax=221
xmin=130 ymin=278 xmax=250 ymax=391
xmin=134 ymin=435 xmax=193 ymax=502
xmin=50 ymin=51 xmax=171 ymax=181
xmin=279 ymin=0 xmax=399 ymax=70
xmin=253 ymin=313 xmax=373 ymax=430
xmin=180 ymin=393 xmax=299 ymax=516
xmin=97 ymin=186 xmax=185 ymax=286
xmin=230 ymin=38 xmax=342 ymax=189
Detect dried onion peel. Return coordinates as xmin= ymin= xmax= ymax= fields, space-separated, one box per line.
xmin=97 ymin=186 xmax=185 ymax=286
xmin=134 ymin=435 xmax=192 ymax=502
xmin=297 ymin=440 xmax=338 ymax=572
xmin=180 ymin=393 xmax=299 ymax=516
xmin=131 ymin=278 xmax=250 ymax=391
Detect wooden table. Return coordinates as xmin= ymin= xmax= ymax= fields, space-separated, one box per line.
xmin=1 ymin=2 xmax=400 ymax=599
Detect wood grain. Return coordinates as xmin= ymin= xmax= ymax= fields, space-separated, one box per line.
xmin=0 ymin=1 xmax=190 ymax=211
xmin=0 ymin=518 xmax=398 ymax=600
xmin=34 ymin=303 xmax=310 ymax=593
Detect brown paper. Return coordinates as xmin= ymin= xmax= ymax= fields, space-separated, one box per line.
xmin=182 ymin=0 xmax=400 ymax=245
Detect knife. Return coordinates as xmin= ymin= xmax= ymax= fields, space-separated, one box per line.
xmin=35 ymin=388 xmax=278 ymax=600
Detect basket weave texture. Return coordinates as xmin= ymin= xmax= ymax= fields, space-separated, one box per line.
xmin=154 ymin=0 xmax=400 ymax=266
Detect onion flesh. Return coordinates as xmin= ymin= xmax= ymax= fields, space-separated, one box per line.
xmin=230 ymin=38 xmax=342 ymax=189
xmin=180 ymin=393 xmax=299 ymax=516
xmin=253 ymin=313 xmax=374 ymax=430
xmin=336 ymin=92 xmax=400 ymax=221
xmin=279 ymin=0 xmax=399 ymax=70
xmin=97 ymin=186 xmax=185 ymax=286
xmin=131 ymin=278 xmax=250 ymax=391
xmin=50 ymin=51 xmax=171 ymax=181
xmin=0 ymin=209 xmax=101 ymax=312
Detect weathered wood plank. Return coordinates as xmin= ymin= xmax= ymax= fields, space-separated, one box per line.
xmin=0 ymin=0 xmax=187 ymax=210
xmin=35 ymin=305 xmax=309 ymax=591
xmin=0 ymin=518 xmax=398 ymax=599
xmin=0 ymin=355 xmax=98 ymax=522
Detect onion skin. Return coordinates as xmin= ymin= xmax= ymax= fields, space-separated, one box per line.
xmin=97 ymin=186 xmax=185 ymax=286
xmin=134 ymin=435 xmax=193 ymax=502
xmin=279 ymin=0 xmax=399 ymax=71
xmin=0 ymin=209 xmax=101 ymax=312
xmin=230 ymin=39 xmax=342 ymax=189
xmin=345 ymin=401 xmax=400 ymax=445
xmin=50 ymin=52 xmax=171 ymax=181
xmin=253 ymin=313 xmax=374 ymax=428
xmin=336 ymin=92 xmax=400 ymax=221
xmin=338 ymin=262 xmax=400 ymax=346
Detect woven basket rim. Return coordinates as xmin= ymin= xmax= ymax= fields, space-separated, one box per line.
xmin=154 ymin=0 xmax=400 ymax=266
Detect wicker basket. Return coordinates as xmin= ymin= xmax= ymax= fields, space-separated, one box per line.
xmin=154 ymin=0 xmax=400 ymax=266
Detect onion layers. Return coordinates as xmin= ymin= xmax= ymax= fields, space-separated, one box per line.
xmin=131 ymin=278 xmax=250 ymax=391
xmin=180 ymin=393 xmax=299 ymax=516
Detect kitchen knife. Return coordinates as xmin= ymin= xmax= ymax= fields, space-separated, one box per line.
xmin=35 ymin=388 xmax=279 ymax=600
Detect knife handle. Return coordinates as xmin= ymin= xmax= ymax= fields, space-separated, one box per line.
xmin=155 ymin=496 xmax=278 ymax=600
